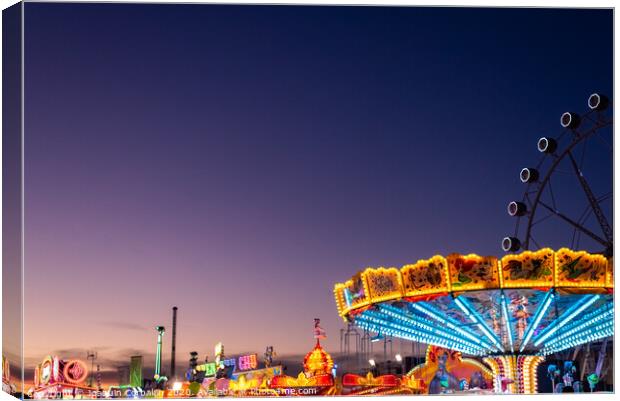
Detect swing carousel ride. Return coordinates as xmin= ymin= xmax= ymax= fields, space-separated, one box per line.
xmin=333 ymin=93 xmax=614 ymax=394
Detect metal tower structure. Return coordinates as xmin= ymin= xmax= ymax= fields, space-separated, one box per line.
xmin=340 ymin=322 xmax=372 ymax=373
xmin=96 ymin=364 xmax=102 ymax=391
xmin=171 ymin=307 xmax=178 ymax=379
xmin=86 ymin=351 xmax=97 ymax=388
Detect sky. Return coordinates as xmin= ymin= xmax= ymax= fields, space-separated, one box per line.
xmin=14 ymin=3 xmax=613 ymax=385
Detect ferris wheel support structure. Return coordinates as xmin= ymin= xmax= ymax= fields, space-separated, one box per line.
xmin=503 ymin=93 xmax=613 ymax=256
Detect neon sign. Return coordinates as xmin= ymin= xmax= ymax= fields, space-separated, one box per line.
xmin=222 ymin=358 xmax=236 ymax=370
xmin=40 ymin=356 xmax=53 ymax=385
xmin=63 ymin=360 xmax=89 ymax=384
xmin=238 ymin=354 xmax=258 ymax=371
xmin=196 ymin=362 xmax=217 ymax=377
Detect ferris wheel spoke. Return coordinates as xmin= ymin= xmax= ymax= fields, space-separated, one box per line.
xmin=583 ymin=113 xmax=600 ymax=126
xmin=538 ymin=201 xmax=609 ymax=247
xmin=547 ymin=178 xmax=558 ymax=210
xmin=567 ymin=152 xmax=613 ymax=244
xmin=531 ymin=212 xmax=554 ymax=227
xmin=576 ymin=209 xmax=593 ymax=249
xmin=529 ymin=235 xmax=542 ymax=249
xmin=593 ymin=131 xmax=613 ymax=151
xmin=504 ymin=94 xmax=612 ymax=254
xmin=597 ymin=192 xmax=612 ymax=202
xmin=575 ymin=231 xmax=581 ymax=248
xmin=578 ymin=138 xmax=588 ymax=169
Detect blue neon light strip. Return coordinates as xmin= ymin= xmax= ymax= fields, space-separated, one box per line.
xmin=453 ymin=296 xmax=504 ymax=351
xmin=519 ymin=290 xmax=555 ymax=352
xmin=364 ymin=308 xmax=487 ymax=353
xmin=354 ymin=318 xmax=480 ymax=355
xmin=344 ymin=289 xmax=352 ymax=308
xmin=533 ymin=294 xmax=600 ymax=346
xmin=381 ymin=303 xmax=487 ymax=349
xmin=500 ymin=292 xmax=514 ymax=353
xmin=376 ymin=305 xmax=490 ymax=353
xmin=353 ymin=316 xmax=471 ymax=353
xmin=356 ymin=310 xmax=485 ymax=354
xmin=353 ymin=314 xmax=483 ymax=355
xmin=542 ymin=321 xmax=613 ymax=353
xmin=542 ymin=307 xmax=613 ymax=348
xmin=410 ymin=302 xmax=495 ymax=351
xmin=539 ymin=320 xmax=613 ymax=355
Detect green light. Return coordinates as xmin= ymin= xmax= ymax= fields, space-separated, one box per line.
xmin=155 ymin=326 xmax=165 ymax=379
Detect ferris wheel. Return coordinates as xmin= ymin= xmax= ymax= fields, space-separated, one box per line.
xmin=502 ymin=93 xmax=613 ymax=256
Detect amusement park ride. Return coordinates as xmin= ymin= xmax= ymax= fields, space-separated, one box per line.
xmin=333 ymin=93 xmax=614 ymax=394
xmin=16 ymin=93 xmax=613 ymax=399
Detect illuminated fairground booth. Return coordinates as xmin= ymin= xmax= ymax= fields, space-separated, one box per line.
xmin=31 ymin=356 xmax=95 ymax=399
xmin=268 ymin=339 xmax=337 ymax=396
xmin=333 ymin=248 xmax=613 ymax=394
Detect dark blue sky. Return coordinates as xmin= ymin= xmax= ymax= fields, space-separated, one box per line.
xmin=22 ymin=3 xmax=612 ymax=374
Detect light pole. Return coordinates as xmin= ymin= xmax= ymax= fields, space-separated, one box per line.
xmin=155 ymin=326 xmax=165 ymax=381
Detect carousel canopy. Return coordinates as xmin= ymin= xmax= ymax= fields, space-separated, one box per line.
xmin=333 ymin=248 xmax=613 ymax=356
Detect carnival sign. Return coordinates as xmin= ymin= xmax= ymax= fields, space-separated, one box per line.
xmin=63 ymin=360 xmax=89 ymax=384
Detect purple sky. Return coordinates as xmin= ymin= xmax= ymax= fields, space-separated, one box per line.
xmin=14 ymin=3 xmax=612 ymax=382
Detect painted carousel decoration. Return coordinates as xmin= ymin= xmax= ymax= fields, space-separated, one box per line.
xmin=333 ymin=248 xmax=613 ymax=394
xmin=407 ymin=346 xmax=493 ymax=394
xmin=32 ymin=356 xmax=94 ymax=399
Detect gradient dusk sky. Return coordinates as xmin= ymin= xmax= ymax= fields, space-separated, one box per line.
xmin=20 ymin=3 xmax=612 ymax=381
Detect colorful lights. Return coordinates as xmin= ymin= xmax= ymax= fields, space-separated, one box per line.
xmin=499 ymin=248 xmax=555 ymax=289
xmin=518 ymin=355 xmax=544 ymax=393
xmin=448 ymin=253 xmax=500 ymax=291
xmin=555 ymin=248 xmax=608 ymax=287
xmin=332 ymin=247 xmax=613 ymax=395
xmin=540 ymin=306 xmax=613 ymax=350
xmin=533 ymin=294 xmax=600 ymax=346
xmin=62 ymin=360 xmax=89 ymax=385
xmin=539 ymin=318 xmax=613 ymax=355
xmin=375 ymin=304 xmax=490 ymax=353
xmin=238 ymin=354 xmax=258 ymax=371
xmin=410 ymin=302 xmax=494 ymax=350
xmin=33 ymin=355 xmax=93 ymax=395
xmin=454 ymin=296 xmax=503 ymax=351
xmin=303 ymin=340 xmax=334 ymax=376
xmin=354 ymin=312 xmax=484 ymax=356
xmin=500 ymin=292 xmax=514 ymax=353
xmin=401 ymin=255 xmax=450 ymax=297
xmin=519 ymin=290 xmax=554 ymax=352
xmin=364 ymin=267 xmax=404 ymax=303
xmin=196 ymin=362 xmax=217 ymax=377
xmin=39 ymin=356 xmax=53 ymax=386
